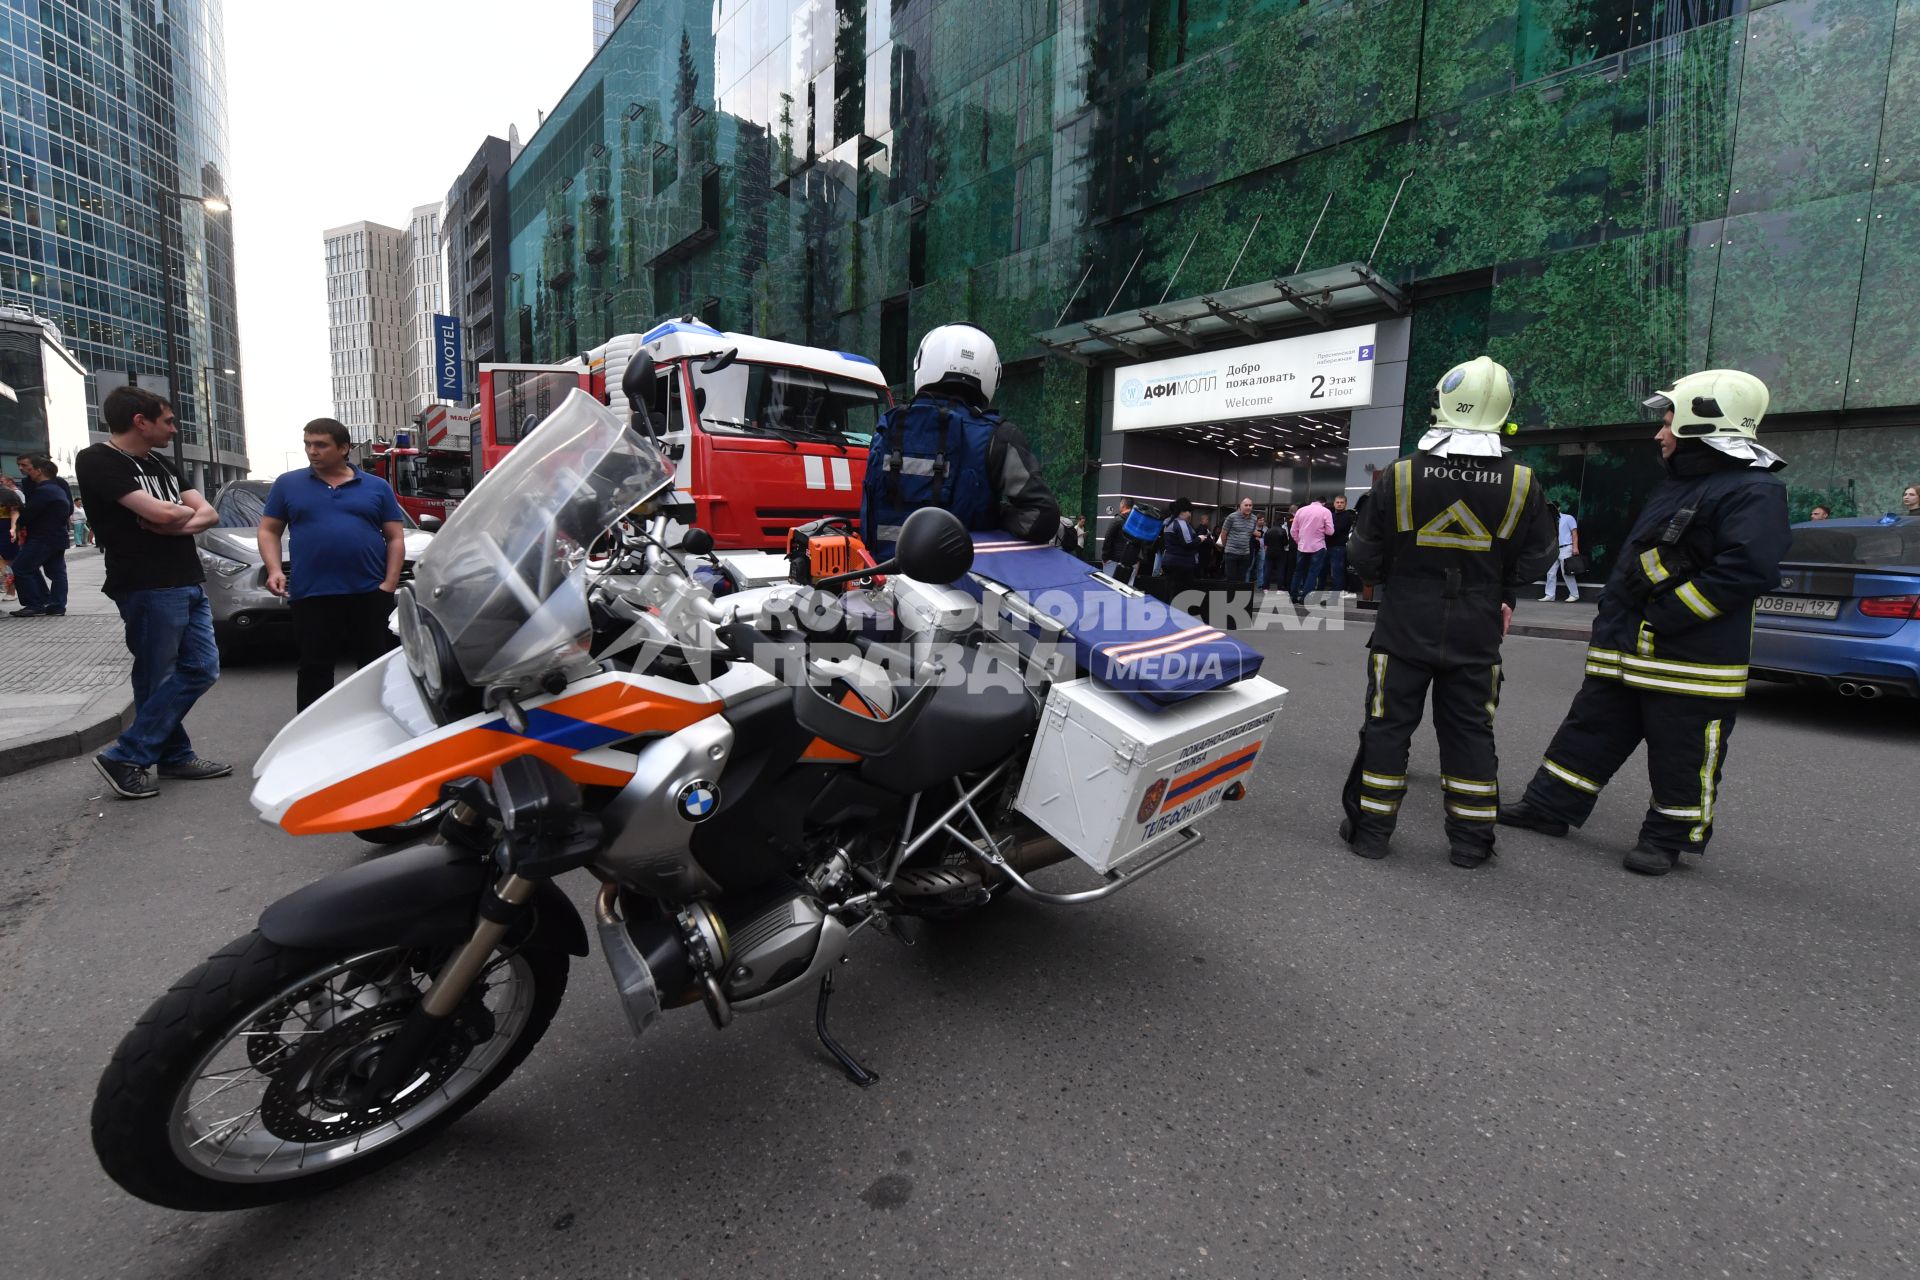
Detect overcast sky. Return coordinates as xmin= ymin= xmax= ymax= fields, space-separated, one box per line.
xmin=225 ymin=1 xmax=591 ymax=475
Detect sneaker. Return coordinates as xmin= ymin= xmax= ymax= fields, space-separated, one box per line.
xmin=1497 ymin=803 xmax=1569 ymax=837
xmin=1449 ymin=845 xmax=1494 ymax=869
xmin=158 ymin=756 xmax=233 ymax=780
xmin=1623 ymin=844 xmax=1679 ymax=876
xmin=44 ymin=608 xmax=65 ymax=616
xmin=1538 ymin=595 xmax=1555 ymax=602
xmin=94 ymin=753 xmax=159 ymax=799
xmin=1339 ymin=818 xmax=1392 ymax=860
xmin=11 ymin=607 xmax=47 ymax=617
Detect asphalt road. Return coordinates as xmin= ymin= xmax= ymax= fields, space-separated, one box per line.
xmin=4 ymin=619 xmax=1917 ymax=1279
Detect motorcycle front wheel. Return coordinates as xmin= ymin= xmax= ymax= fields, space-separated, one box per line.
xmin=91 ymin=929 xmax=566 ymax=1211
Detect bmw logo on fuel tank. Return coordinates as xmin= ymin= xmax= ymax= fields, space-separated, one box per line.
xmin=676 ymin=780 xmax=720 ymax=821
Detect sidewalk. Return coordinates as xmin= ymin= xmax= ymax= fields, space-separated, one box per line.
xmin=0 ymin=547 xmax=133 ymax=776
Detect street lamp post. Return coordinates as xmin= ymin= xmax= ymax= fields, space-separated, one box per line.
xmin=202 ymin=364 xmax=237 ymax=476
xmin=154 ymin=189 xmax=229 ymax=492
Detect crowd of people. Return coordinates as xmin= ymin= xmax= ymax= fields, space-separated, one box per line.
xmin=1095 ymin=492 xmax=1362 ymax=603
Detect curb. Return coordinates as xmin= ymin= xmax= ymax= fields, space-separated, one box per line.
xmin=0 ymin=680 xmax=134 ymax=779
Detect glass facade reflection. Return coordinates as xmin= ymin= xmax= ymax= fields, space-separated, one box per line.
xmin=0 ymin=0 xmax=246 ymax=489
xmin=507 ymin=0 xmax=1920 ymax=536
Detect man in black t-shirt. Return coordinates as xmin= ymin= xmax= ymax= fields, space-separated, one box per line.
xmin=74 ymin=386 xmax=228 ymax=799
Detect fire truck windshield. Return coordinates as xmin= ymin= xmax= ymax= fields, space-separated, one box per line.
xmin=692 ymin=362 xmax=882 ymax=447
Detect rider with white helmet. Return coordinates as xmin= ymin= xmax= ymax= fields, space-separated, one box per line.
xmin=862 ymin=323 xmax=1059 ymax=555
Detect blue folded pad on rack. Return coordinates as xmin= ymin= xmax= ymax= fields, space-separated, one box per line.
xmin=959 ymin=534 xmax=1263 ymax=707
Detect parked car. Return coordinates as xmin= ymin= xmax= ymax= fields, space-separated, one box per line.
xmin=1750 ymin=516 xmax=1920 ymax=701
xmin=196 ymin=479 xmax=437 ymax=652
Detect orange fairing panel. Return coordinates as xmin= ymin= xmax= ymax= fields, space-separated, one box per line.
xmin=280 ymin=681 xmax=720 ymax=834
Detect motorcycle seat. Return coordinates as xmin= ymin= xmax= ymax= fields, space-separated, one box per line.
xmin=957 ymin=535 xmax=1263 ymax=708
xmin=857 ymin=640 xmax=1036 ymax=795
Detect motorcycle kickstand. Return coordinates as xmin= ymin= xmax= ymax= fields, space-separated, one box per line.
xmin=816 ymin=968 xmax=879 ymax=1088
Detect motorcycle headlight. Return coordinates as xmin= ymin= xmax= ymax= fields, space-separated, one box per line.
xmin=394 ymin=588 xmax=445 ymax=697
xmin=197 ymin=546 xmax=249 ymax=577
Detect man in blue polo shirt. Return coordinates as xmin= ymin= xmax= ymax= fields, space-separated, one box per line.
xmin=259 ymin=418 xmax=407 ymax=710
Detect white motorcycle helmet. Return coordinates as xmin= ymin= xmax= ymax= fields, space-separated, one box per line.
xmin=1642 ymin=369 xmax=1769 ymax=440
xmin=912 ymin=323 xmax=1000 ymax=402
xmin=1430 ymin=356 xmax=1516 ymax=433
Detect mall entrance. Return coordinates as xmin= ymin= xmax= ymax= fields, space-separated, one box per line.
xmin=1034 ymin=264 xmax=1412 ymax=555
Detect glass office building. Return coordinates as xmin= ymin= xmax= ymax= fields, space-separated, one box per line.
xmin=504 ymin=0 xmax=1920 ymax=569
xmin=0 ymin=0 xmax=246 ymax=490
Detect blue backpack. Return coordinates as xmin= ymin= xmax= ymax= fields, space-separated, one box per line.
xmin=861 ymin=396 xmax=998 ymax=552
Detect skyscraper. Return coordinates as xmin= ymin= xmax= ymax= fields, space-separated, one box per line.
xmin=323 ymin=221 xmax=408 ymax=444
xmin=0 ymin=0 xmax=248 ymax=489
xmin=323 ymin=209 xmax=447 ymax=443
xmin=401 ymin=204 xmax=444 ymax=422
xmin=443 ymin=137 xmax=517 ymax=400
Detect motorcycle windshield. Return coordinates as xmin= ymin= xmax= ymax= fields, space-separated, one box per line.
xmin=410 ymin=389 xmax=673 ymax=687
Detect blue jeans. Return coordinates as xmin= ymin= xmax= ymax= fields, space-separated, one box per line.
xmin=1327 ymin=546 xmax=1347 ymax=594
xmin=1291 ymin=550 xmax=1325 ymax=601
xmin=103 ymin=585 xmax=220 ymax=768
xmin=11 ymin=537 xmax=67 ymax=611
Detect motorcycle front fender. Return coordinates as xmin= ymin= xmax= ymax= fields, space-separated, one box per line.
xmin=257 ymin=844 xmax=590 ymax=957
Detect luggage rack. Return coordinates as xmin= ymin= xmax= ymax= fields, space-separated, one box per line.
xmin=886 ymin=763 xmax=1208 ymax=907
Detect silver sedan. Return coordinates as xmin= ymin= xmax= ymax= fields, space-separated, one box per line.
xmin=197 ymin=479 xmax=436 ymax=652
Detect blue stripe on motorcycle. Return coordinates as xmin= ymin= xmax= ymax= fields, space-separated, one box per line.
xmin=482 ymin=708 xmax=630 ymax=752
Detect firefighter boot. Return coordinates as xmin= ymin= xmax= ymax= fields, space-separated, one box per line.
xmin=1339 ymin=819 xmax=1393 ymax=860
xmin=1623 ymin=844 xmax=1680 ymax=876
xmin=1497 ymin=802 xmax=1569 ymax=837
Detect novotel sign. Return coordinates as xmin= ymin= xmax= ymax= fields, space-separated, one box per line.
xmin=433 ymin=313 xmax=465 ymax=400
xmin=1112 ymin=323 xmax=1378 ymax=432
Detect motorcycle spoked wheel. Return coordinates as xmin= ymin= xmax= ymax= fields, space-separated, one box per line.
xmin=91 ymin=930 xmax=567 ymax=1211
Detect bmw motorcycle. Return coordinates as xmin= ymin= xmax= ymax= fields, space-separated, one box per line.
xmin=91 ymin=388 xmax=1284 ymax=1210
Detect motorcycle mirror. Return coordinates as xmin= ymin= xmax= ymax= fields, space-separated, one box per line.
xmin=418 ymin=514 xmax=444 ymax=533
xmin=622 ymin=353 xmax=658 ymax=411
xmin=681 ymin=526 xmax=715 ymax=556
xmin=892 ymin=507 xmax=974 ymax=583
xmin=700 ymin=347 xmax=739 ymax=375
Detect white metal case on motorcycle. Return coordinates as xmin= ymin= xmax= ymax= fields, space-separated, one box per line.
xmin=1015 ymin=676 xmax=1287 ymax=874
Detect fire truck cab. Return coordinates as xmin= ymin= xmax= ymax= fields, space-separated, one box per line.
xmin=583 ymin=320 xmax=888 ymax=551
xmin=477 ymin=320 xmax=889 ymax=558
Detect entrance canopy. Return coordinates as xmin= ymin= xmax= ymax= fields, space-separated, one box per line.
xmin=1036 ymin=261 xmax=1405 ymax=364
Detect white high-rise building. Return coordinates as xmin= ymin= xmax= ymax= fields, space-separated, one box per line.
xmin=323 ymin=221 xmax=408 ymax=444
xmin=323 ymin=207 xmax=447 ymax=443
xmin=402 ymin=203 xmax=445 ymax=422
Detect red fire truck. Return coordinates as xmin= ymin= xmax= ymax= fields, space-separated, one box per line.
xmin=474 ymin=319 xmax=890 ymax=551
xmin=359 ymin=405 xmax=477 ymax=526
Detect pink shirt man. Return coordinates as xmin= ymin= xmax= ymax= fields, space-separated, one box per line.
xmin=1291 ymin=499 xmax=1334 ymax=553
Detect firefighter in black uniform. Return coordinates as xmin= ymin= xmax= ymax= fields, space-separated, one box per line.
xmin=1341 ymin=356 xmax=1558 ymax=867
xmin=1499 ymin=369 xmax=1790 ymax=876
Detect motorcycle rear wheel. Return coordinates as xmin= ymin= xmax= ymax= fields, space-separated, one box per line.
xmin=91 ymin=929 xmax=566 ymax=1211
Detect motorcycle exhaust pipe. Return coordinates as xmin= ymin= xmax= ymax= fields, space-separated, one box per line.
xmin=1000 ymin=830 xmax=1076 ymax=876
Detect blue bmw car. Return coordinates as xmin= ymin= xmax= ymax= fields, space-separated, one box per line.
xmin=1749 ymin=516 xmax=1920 ymax=701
